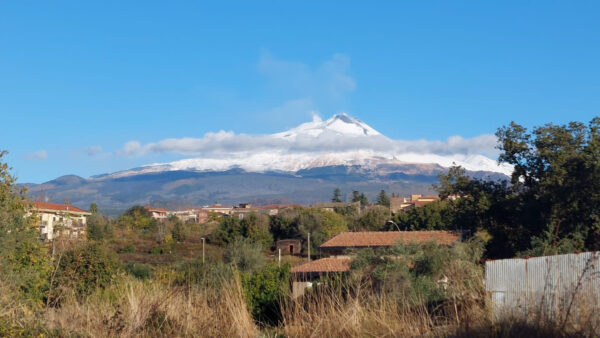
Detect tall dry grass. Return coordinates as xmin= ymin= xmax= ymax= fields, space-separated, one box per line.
xmin=44 ymin=275 xmax=257 ymax=337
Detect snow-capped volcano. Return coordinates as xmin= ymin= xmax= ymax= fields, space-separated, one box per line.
xmin=274 ymin=113 xmax=381 ymax=139
xmin=103 ymin=113 xmax=512 ymax=179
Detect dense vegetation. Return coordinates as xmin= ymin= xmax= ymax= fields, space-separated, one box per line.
xmin=395 ymin=117 xmax=600 ymax=258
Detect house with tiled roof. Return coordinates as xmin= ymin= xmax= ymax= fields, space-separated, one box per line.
xmin=320 ymin=230 xmax=460 ymax=255
xmin=144 ymin=206 xmax=172 ymax=220
xmin=29 ymin=201 xmax=91 ymax=241
xmin=289 ymin=230 xmax=460 ymax=297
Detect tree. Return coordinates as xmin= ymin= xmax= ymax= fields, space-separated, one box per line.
xmin=331 ymin=188 xmax=343 ymax=203
xmin=224 ymin=237 xmax=266 ymax=273
xmin=353 ymin=205 xmax=390 ymax=231
xmin=375 ymin=190 xmax=391 ymax=207
xmin=430 ymin=117 xmax=600 ymax=258
xmin=495 ymin=117 xmax=600 ymax=252
xmin=171 ymin=218 xmax=187 ymax=242
xmin=0 ymin=150 xmax=51 ymax=308
xmin=87 ymin=213 xmax=111 ymax=241
xmin=351 ymin=190 xmax=369 ymax=207
xmin=89 ymin=202 xmax=98 ymax=214
xmin=241 ymin=213 xmax=273 ymax=248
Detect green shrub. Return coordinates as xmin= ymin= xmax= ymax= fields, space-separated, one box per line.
xmin=224 ymin=237 xmax=266 ymax=273
xmin=52 ymin=242 xmax=122 ymax=301
xmin=241 ymin=263 xmax=290 ymax=325
xmin=0 ymin=230 xmax=51 ymax=308
xmin=149 ymin=242 xmax=173 ymax=255
xmin=125 ymin=262 xmax=152 ymax=279
xmin=121 ymin=244 xmax=135 ymax=253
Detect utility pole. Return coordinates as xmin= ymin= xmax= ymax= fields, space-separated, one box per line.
xmin=201 ymin=237 xmax=205 ymax=264
xmin=307 ymin=232 xmax=311 ymax=262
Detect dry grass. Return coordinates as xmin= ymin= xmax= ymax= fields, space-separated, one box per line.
xmin=282 ymin=287 xmax=436 ymax=337
xmin=44 ymin=275 xmax=257 ymax=337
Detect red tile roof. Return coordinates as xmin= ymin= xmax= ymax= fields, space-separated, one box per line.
xmin=31 ymin=201 xmax=88 ymax=213
xmin=320 ymin=231 xmax=460 ymax=248
xmin=144 ymin=206 xmax=169 ymax=212
xmin=290 ymin=257 xmax=352 ymax=273
xmin=255 ymin=204 xmax=304 ymax=210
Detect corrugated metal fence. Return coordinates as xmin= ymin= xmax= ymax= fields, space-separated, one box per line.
xmin=485 ymin=251 xmax=600 ymax=317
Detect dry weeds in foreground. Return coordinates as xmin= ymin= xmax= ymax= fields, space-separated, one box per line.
xmin=44 ymin=275 xmax=257 ymax=337
xmin=3 ymin=275 xmax=600 ymax=337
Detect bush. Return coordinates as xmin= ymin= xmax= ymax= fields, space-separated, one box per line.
xmin=0 ymin=229 xmax=51 ymax=308
xmin=51 ymin=242 xmax=122 ymax=301
xmin=121 ymin=244 xmax=135 ymax=253
xmin=149 ymin=242 xmax=173 ymax=255
xmin=125 ymin=262 xmax=152 ymax=280
xmin=350 ymin=240 xmax=484 ymax=308
xmin=241 ymin=263 xmax=290 ymax=325
xmin=224 ymin=237 xmax=266 ymax=273
xmin=171 ymin=220 xmax=187 ymax=242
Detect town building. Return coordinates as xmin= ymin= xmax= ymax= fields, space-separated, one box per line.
xmin=144 ymin=206 xmax=170 ymax=220
xmin=390 ymin=194 xmax=440 ymax=213
xmin=231 ymin=203 xmax=304 ymax=219
xmin=202 ymin=204 xmax=234 ymax=215
xmin=276 ymin=239 xmax=302 ymax=255
xmin=30 ymin=202 xmax=91 ymax=241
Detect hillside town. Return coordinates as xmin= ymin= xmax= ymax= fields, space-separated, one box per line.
xmin=29 ymin=192 xmax=442 ymax=242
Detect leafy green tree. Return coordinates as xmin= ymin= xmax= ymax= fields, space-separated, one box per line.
xmin=241 ymin=213 xmax=273 ymax=248
xmin=393 ymin=200 xmax=452 ymax=231
xmin=86 ymin=213 xmax=111 ymax=241
xmin=297 ymin=208 xmax=348 ymax=252
xmin=0 ymin=150 xmax=51 ymax=308
xmin=496 ymin=118 xmax=600 ymax=251
xmin=119 ymin=205 xmax=156 ymax=228
xmin=352 ymin=205 xmax=390 ymax=231
xmin=430 ymin=117 xmax=600 ymax=258
xmin=375 ymin=190 xmax=391 ymax=207
xmin=269 ymin=214 xmax=299 ymax=240
xmin=89 ymin=202 xmax=98 ymax=214
xmin=331 ymin=188 xmax=343 ymax=203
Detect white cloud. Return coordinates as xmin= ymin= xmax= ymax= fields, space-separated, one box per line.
xmin=25 ymin=150 xmax=48 ymax=161
xmin=84 ymin=146 xmax=103 ymax=156
xmin=259 ymin=52 xmax=356 ymax=98
xmin=258 ymin=52 xmax=356 ymax=122
xmin=115 ymin=115 xmax=500 ymax=158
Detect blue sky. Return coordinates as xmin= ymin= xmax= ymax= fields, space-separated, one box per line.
xmin=1 ymin=1 xmax=599 ymax=183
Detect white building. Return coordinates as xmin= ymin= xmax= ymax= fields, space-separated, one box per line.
xmin=30 ymin=202 xmax=91 ymax=241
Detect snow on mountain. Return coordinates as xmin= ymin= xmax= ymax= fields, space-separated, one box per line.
xmin=273 ymin=113 xmax=380 ymax=139
xmin=100 ymin=113 xmax=513 ymax=180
